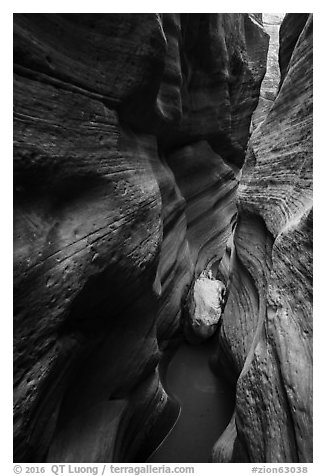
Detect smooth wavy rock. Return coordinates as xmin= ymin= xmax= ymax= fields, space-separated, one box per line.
xmin=13 ymin=13 xmax=268 ymax=462
xmin=214 ymin=14 xmax=312 ymax=462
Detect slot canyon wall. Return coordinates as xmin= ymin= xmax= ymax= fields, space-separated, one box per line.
xmin=213 ymin=13 xmax=313 ymax=463
xmin=13 ymin=12 xmax=312 ymax=463
xmin=251 ymin=13 xmax=285 ymax=129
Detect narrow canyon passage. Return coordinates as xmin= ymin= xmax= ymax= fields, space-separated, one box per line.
xmin=147 ymin=340 xmax=234 ymax=463
xmin=13 ymin=13 xmax=313 ymax=463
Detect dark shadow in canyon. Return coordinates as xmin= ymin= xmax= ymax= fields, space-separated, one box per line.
xmin=145 ymin=338 xmax=235 ymax=463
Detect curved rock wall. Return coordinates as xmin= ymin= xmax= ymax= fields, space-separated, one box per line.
xmin=13 ymin=13 xmax=268 ymax=462
xmin=214 ymin=13 xmax=313 ymax=463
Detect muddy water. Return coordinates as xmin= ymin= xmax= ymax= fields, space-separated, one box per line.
xmin=147 ymin=340 xmax=234 ymax=463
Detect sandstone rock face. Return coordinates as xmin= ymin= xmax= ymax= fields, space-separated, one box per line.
xmin=279 ymin=14 xmax=310 ymax=86
xmin=13 ymin=13 xmax=268 ymax=462
xmin=184 ymin=273 xmax=225 ymax=342
xmin=252 ymin=13 xmax=285 ymax=129
xmin=213 ymin=14 xmax=313 ymax=463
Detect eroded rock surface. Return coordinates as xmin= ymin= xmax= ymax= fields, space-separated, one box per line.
xmin=13 ymin=13 xmax=268 ymax=462
xmin=213 ymin=14 xmax=313 ymax=463
xmin=252 ymin=13 xmax=285 ymax=129
xmin=184 ymin=272 xmax=226 ymax=342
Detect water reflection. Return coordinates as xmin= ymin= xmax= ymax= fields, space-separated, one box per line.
xmin=147 ymin=340 xmax=234 ymax=463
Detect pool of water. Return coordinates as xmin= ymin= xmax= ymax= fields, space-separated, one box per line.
xmin=147 ymin=340 xmax=234 ymax=463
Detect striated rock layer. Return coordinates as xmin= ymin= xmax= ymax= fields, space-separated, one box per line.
xmin=213 ymin=14 xmax=312 ymax=462
xmin=251 ymin=13 xmax=285 ymax=129
xmin=13 ymin=13 xmax=268 ymax=462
